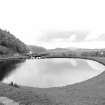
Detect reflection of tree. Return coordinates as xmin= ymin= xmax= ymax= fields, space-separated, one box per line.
xmin=0 ymin=59 xmax=25 ymax=81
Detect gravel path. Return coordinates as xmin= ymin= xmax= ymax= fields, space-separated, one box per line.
xmin=0 ymin=97 xmax=19 ymax=105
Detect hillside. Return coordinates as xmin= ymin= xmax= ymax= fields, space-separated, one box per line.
xmin=0 ymin=29 xmax=29 ymax=57
xmin=28 ymin=45 xmax=47 ymax=54
xmin=36 ymin=47 xmax=105 ymax=59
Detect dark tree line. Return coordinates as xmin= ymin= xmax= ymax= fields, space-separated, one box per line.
xmin=0 ymin=29 xmax=29 ymax=56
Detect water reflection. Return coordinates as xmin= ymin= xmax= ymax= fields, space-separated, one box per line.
xmin=2 ymin=58 xmax=105 ymax=88
xmin=0 ymin=60 xmax=24 ymax=81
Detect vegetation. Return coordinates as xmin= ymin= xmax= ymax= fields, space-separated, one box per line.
xmin=9 ymin=82 xmax=19 ymax=88
xmin=36 ymin=48 xmax=105 ymax=59
xmin=0 ymin=29 xmax=29 ymax=56
xmin=0 ymin=83 xmax=55 ymax=105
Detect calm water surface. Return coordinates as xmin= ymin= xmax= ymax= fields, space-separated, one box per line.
xmin=3 ymin=58 xmax=105 ymax=88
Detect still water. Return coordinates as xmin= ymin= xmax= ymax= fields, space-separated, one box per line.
xmin=2 ymin=58 xmax=105 ymax=88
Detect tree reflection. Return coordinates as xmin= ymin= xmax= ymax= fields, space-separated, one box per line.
xmin=0 ymin=59 xmax=25 ymax=81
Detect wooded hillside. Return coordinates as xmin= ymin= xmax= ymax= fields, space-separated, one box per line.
xmin=0 ymin=29 xmax=29 ymax=56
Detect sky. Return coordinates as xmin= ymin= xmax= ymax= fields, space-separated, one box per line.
xmin=0 ymin=0 xmax=105 ymax=49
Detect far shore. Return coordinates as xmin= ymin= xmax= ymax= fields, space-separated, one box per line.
xmin=0 ymin=56 xmax=28 ymax=61
xmin=0 ymin=55 xmax=105 ymax=66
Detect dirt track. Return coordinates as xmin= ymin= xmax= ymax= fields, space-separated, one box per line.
xmin=0 ymin=97 xmax=19 ymax=105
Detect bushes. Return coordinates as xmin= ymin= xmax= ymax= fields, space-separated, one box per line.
xmin=9 ymin=82 xmax=19 ymax=88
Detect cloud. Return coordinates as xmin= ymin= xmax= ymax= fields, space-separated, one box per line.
xmin=96 ymin=34 xmax=105 ymax=41
xmin=85 ymin=29 xmax=105 ymax=41
xmin=36 ymin=30 xmax=105 ymax=49
xmin=86 ymin=34 xmax=105 ymax=42
xmin=39 ymin=31 xmax=89 ymax=42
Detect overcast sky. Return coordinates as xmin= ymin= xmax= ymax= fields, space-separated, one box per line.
xmin=0 ymin=0 xmax=105 ymax=49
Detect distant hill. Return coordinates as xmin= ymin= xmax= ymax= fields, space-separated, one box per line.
xmin=36 ymin=47 xmax=105 ymax=58
xmin=49 ymin=48 xmax=71 ymax=52
xmin=28 ymin=45 xmax=47 ymax=54
xmin=0 ymin=29 xmax=29 ymax=56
